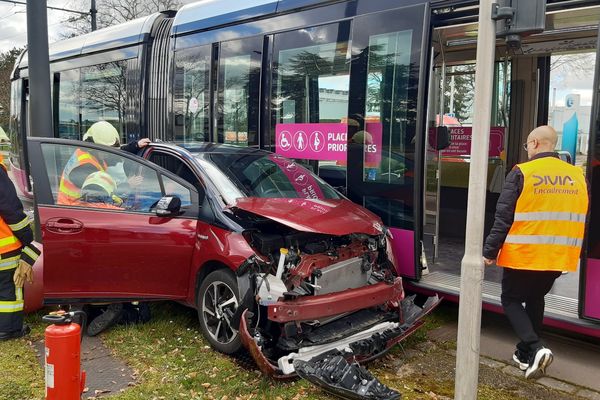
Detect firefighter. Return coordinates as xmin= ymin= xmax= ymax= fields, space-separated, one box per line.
xmin=0 ymin=155 xmax=41 ymax=340
xmin=77 ymin=171 xmax=125 ymax=210
xmin=58 ymin=121 xmax=150 ymax=205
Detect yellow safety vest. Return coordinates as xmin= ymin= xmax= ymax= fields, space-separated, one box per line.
xmin=57 ymin=149 xmax=105 ymax=205
xmin=497 ymin=157 xmax=588 ymax=272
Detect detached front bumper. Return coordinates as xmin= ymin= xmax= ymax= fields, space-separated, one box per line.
xmin=268 ymin=277 xmax=404 ymax=323
xmin=240 ymin=293 xmax=441 ymax=380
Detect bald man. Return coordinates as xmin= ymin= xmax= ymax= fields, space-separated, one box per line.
xmin=483 ymin=125 xmax=588 ymax=379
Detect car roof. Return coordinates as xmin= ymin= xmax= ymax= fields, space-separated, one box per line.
xmin=151 ymin=141 xmax=271 ymax=156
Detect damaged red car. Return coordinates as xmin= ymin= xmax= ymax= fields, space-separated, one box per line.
xmin=26 ymin=138 xmax=439 ymax=399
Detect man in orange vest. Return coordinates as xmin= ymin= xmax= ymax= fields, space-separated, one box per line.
xmin=0 ymin=155 xmax=41 ymax=340
xmin=483 ymin=125 xmax=588 ymax=379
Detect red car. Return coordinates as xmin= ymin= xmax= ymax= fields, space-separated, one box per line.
xmin=25 ymin=138 xmax=438 ymax=398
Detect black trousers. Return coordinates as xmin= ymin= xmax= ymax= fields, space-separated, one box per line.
xmin=0 ymin=267 xmax=23 ymax=333
xmin=500 ymin=267 xmax=561 ymax=355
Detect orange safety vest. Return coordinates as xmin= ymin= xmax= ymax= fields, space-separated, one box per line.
xmin=497 ymin=157 xmax=588 ymax=272
xmin=0 ymin=162 xmax=23 ymax=255
xmin=57 ymin=149 xmax=105 ymax=205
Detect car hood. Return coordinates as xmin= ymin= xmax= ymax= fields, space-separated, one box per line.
xmin=231 ymin=197 xmax=384 ymax=236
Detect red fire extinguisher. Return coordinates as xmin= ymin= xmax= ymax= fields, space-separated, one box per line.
xmin=43 ymin=311 xmax=87 ymax=400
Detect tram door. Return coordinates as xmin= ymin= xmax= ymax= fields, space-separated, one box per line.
xmin=346 ymin=2 xmax=430 ymax=279
xmin=583 ymin=25 xmax=600 ymax=322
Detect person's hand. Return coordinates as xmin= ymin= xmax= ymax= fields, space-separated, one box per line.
xmin=13 ymin=259 xmax=34 ymax=288
xmin=128 ymin=175 xmax=144 ymax=187
xmin=137 ymin=138 xmax=151 ymax=148
xmin=483 ymin=257 xmax=495 ymax=266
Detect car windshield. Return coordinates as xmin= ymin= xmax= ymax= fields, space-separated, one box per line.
xmin=195 ymin=152 xmax=341 ymax=205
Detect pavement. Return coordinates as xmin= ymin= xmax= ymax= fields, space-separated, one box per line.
xmin=428 ymin=308 xmax=600 ymax=399
xmin=34 ymin=335 xmax=134 ymax=399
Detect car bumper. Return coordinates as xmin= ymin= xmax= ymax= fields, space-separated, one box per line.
xmin=267 ymin=278 xmax=404 ymax=323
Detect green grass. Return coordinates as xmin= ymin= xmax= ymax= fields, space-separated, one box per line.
xmin=0 ymin=301 xmax=575 ymax=400
xmin=0 ymin=311 xmax=47 ymax=400
xmin=101 ymin=302 xmax=328 ymax=400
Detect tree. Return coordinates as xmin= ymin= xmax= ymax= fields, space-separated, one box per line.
xmin=0 ymin=47 xmax=24 ymax=131
xmin=63 ymin=0 xmax=182 ymax=36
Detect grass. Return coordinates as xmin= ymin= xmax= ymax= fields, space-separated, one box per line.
xmin=0 ymin=301 xmax=581 ymax=400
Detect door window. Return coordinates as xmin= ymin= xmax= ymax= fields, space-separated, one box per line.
xmin=270 ymin=22 xmax=351 ymax=181
xmin=173 ymin=45 xmax=211 ymax=142
xmin=40 ymin=143 xmax=193 ymax=212
xmin=217 ymin=37 xmax=262 ymax=146
xmin=346 ymin=5 xmax=427 ymax=231
xmin=147 ymin=150 xmax=205 ymax=197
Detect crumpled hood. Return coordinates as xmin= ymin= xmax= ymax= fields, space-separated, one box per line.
xmin=231 ymin=197 xmax=384 ymax=236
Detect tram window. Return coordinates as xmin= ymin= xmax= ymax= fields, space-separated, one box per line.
xmin=173 ymin=45 xmax=211 ymax=143
xmin=548 ymin=51 xmax=595 ymax=172
xmin=80 ymin=61 xmax=127 ymax=142
xmin=271 ymin=22 xmax=351 ymax=174
xmin=56 ymin=69 xmax=81 ymax=140
xmin=361 ymin=30 xmax=413 ymax=185
xmin=217 ymin=37 xmax=262 ymax=147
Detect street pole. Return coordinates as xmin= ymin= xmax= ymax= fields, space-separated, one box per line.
xmin=26 ymin=0 xmax=53 ymax=138
xmin=91 ymin=0 xmax=97 ymax=31
xmin=454 ymin=0 xmax=495 ymax=399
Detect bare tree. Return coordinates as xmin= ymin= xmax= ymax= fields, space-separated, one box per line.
xmin=62 ymin=0 xmax=182 ymax=36
xmin=550 ymin=53 xmax=595 ymax=79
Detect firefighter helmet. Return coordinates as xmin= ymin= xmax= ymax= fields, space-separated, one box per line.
xmin=83 ymin=121 xmax=121 ymax=147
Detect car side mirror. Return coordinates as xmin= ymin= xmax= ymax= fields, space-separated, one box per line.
xmin=435 ymin=126 xmax=451 ymax=150
xmin=154 ymin=196 xmax=181 ymax=217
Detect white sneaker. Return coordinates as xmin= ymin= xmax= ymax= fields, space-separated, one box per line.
xmin=512 ymin=350 xmax=529 ymax=371
xmin=525 ymin=347 xmax=553 ymax=379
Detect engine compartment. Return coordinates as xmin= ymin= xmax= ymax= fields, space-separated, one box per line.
xmin=231 ymin=208 xmax=402 ymax=369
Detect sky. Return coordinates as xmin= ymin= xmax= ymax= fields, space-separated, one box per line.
xmin=0 ymin=0 xmax=194 ymax=53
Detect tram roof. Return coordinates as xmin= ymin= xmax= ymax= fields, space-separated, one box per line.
xmin=18 ymin=13 xmax=165 ymax=68
xmin=172 ymin=0 xmax=336 ymax=36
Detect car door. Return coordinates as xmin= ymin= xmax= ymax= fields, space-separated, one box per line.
xmin=27 ymin=137 xmax=200 ymax=302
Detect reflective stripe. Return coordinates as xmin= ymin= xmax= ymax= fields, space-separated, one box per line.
xmin=505 ymin=234 xmax=583 ymax=247
xmin=15 ymin=287 xmax=22 ymax=301
xmin=0 ymin=255 xmax=19 ymax=271
xmin=22 ymin=246 xmax=39 ymax=261
xmin=0 ymin=301 xmax=23 ymax=313
xmin=8 ymin=216 xmax=30 ymax=231
xmin=513 ymin=212 xmax=586 ymax=223
xmin=0 ymin=236 xmax=18 ymax=247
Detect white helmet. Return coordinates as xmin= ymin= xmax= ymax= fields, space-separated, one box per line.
xmin=83 ymin=121 xmax=120 ymax=147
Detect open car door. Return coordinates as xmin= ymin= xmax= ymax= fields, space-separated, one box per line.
xmin=27 ymin=137 xmax=199 ymax=303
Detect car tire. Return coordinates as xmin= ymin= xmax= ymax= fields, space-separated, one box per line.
xmin=196 ymin=269 xmax=242 ymax=354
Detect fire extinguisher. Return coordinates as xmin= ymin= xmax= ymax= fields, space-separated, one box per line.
xmin=42 ymin=310 xmax=87 ymax=400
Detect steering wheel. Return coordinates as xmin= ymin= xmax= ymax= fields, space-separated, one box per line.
xmin=261 ymin=188 xmax=282 ymax=198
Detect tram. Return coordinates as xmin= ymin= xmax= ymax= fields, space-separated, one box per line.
xmin=7 ymin=0 xmax=600 ymax=337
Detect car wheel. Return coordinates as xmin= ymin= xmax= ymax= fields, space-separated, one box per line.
xmin=197 ymin=269 xmax=242 ymax=354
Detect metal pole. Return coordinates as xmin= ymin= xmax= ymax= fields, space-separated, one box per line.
xmin=454 ymin=0 xmax=495 ymax=399
xmin=91 ymin=0 xmax=97 ymax=31
xmin=26 ymin=0 xmax=53 ymax=138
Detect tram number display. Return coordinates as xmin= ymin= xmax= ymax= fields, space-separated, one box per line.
xmin=439 ymin=127 xmax=505 ymax=157
xmin=275 ymin=122 xmax=382 ymax=164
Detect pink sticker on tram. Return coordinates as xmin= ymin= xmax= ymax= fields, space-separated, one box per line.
xmin=584 ymin=258 xmax=600 ymax=320
xmin=269 ymin=155 xmax=325 ymax=199
xmin=276 ymin=123 xmax=347 ymax=161
xmin=440 ymin=126 xmax=505 ymax=157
